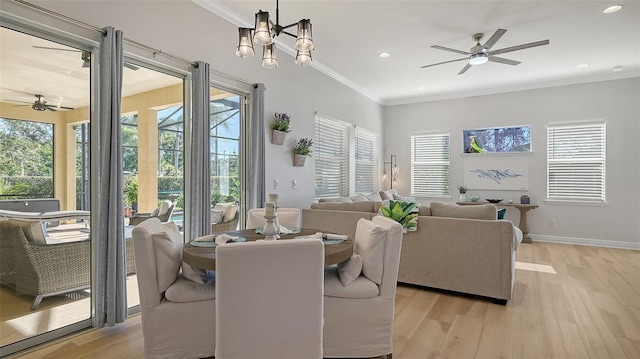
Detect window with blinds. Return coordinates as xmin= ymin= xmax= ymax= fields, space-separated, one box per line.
xmin=410 ymin=132 xmax=450 ymax=196
xmin=315 ymin=115 xmax=350 ymax=198
xmin=355 ymin=127 xmax=378 ymax=194
xmin=547 ymin=122 xmax=606 ymax=202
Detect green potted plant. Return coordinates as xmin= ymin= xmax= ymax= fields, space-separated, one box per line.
xmin=379 ymin=200 xmax=418 ymax=233
xmin=293 ymin=137 xmax=313 ymax=166
xmin=270 ymin=112 xmax=291 ymax=145
xmin=124 ymin=176 xmax=139 ymax=215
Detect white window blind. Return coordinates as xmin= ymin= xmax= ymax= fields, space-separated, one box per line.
xmin=355 ymin=127 xmax=378 ymax=194
xmin=411 ymin=132 xmax=450 ymax=196
xmin=547 ymin=122 xmax=606 ymax=202
xmin=315 ymin=115 xmax=350 ymax=198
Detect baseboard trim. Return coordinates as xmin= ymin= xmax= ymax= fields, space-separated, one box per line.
xmin=531 ymin=234 xmax=640 ymax=250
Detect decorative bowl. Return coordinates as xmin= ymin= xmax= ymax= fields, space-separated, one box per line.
xmin=485 ymin=199 xmax=503 ymax=204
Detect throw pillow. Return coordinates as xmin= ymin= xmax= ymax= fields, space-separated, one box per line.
xmin=151 ymin=221 xmax=183 ymax=292
xmin=364 ymin=192 xmax=383 ymax=202
xmin=430 ymin=202 xmax=497 ymax=220
xmin=354 ymin=218 xmax=387 ymax=284
xmin=337 ymin=254 xmax=362 ymax=286
xmin=213 ymin=203 xmax=237 ymax=222
xmin=211 ymin=210 xmax=224 ymax=224
xmin=350 ymin=194 xmax=368 ymax=203
xmin=182 ymin=261 xmax=207 ymax=284
xmin=8 ymin=219 xmax=47 ymax=244
xmin=378 ymin=189 xmax=398 ymax=201
xmin=497 ymin=208 xmax=507 ymax=220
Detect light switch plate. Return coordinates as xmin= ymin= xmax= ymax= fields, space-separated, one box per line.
xmin=273 ymin=179 xmax=279 ymax=189
xmin=292 ymin=180 xmax=297 ymax=189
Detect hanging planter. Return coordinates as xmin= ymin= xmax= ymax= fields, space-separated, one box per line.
xmin=293 ymin=154 xmax=307 ymax=167
xmin=270 ymin=112 xmax=291 ymax=145
xmin=293 ymin=137 xmax=313 ymax=167
xmin=272 ymin=129 xmax=287 ymax=145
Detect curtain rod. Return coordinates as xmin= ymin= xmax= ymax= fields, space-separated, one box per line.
xmin=12 ymin=0 xmax=254 ymax=86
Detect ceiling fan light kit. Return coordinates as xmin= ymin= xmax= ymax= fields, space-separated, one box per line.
xmin=421 ymin=29 xmax=549 ymax=74
xmin=235 ymin=0 xmax=314 ymax=68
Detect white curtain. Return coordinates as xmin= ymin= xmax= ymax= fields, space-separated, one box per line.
xmin=247 ymin=84 xmax=266 ymax=210
xmin=95 ymin=26 xmax=126 ymax=327
xmin=188 ymin=61 xmax=211 ymax=239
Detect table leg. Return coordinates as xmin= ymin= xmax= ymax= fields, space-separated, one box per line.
xmin=518 ymin=207 xmax=533 ymax=243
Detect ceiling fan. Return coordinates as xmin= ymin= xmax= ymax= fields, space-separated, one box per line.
xmin=32 ymin=46 xmax=140 ymax=70
xmin=421 ymin=29 xmax=549 ymax=75
xmin=5 ymin=94 xmax=74 ymax=112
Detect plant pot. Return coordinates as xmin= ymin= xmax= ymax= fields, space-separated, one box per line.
xmin=271 ymin=129 xmax=287 ymax=145
xmin=293 ymin=154 xmax=307 ymax=167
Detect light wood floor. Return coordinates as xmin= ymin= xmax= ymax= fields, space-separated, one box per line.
xmin=10 ymin=241 xmax=640 ymax=359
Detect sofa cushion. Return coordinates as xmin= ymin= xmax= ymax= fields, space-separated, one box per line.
xmin=7 ymin=219 xmax=47 ymax=244
xmin=350 ymin=194 xmax=368 ymax=203
xmin=210 ymin=210 xmax=224 ymax=225
xmin=165 ymin=275 xmax=215 ymax=302
xmin=310 ymin=202 xmax=377 ymax=213
xmin=152 ymin=221 xmax=183 ymax=292
xmin=324 ymin=265 xmax=379 ymax=298
xmin=337 ymin=254 xmax=362 ymax=286
xmin=213 ymin=203 xmax=237 ymax=222
xmin=379 ymin=189 xmax=398 ymax=201
xmin=354 ymin=218 xmax=387 ymax=284
xmin=319 ymin=197 xmax=353 ymax=203
xmin=418 ymin=205 xmax=431 ymax=216
xmin=363 ymin=192 xmax=383 ymax=202
xmin=430 ymin=202 xmax=497 ymax=220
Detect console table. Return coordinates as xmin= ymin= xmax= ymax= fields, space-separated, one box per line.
xmin=457 ymin=202 xmax=538 ymax=243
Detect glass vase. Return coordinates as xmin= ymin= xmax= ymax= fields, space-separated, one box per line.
xmin=459 ymin=193 xmax=466 ymax=202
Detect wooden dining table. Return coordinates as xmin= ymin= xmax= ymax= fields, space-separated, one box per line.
xmin=182 ymin=228 xmax=354 ymax=270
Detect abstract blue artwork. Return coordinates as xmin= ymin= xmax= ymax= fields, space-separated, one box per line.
xmin=464 ymin=158 xmax=529 ymax=190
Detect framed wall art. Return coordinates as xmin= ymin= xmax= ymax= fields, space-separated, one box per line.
xmin=463 ymin=157 xmax=529 ymax=190
xmin=463 ymin=125 xmax=531 ymax=154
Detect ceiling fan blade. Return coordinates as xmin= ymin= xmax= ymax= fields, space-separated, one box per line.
xmin=46 ymin=107 xmax=58 ymax=112
xmin=431 ymin=45 xmax=471 ymax=56
xmin=421 ymin=57 xmax=468 ymax=69
xmin=48 ymin=105 xmax=74 ymax=110
xmin=32 ymin=45 xmax=81 ymax=53
xmin=482 ymin=29 xmax=507 ymax=51
xmin=458 ymin=63 xmax=472 ymax=75
xmin=489 ymin=40 xmax=549 ymax=55
xmin=488 ymin=56 xmax=520 ymax=66
xmin=2 ymin=99 xmax=32 ymax=104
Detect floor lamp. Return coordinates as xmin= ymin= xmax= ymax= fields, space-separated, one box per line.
xmin=382 ymin=154 xmax=398 ymax=189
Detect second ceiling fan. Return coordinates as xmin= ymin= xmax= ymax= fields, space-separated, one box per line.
xmin=421 ymin=29 xmax=549 ymax=75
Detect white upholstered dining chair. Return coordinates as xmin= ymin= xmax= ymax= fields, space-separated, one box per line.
xmin=246 ymin=207 xmax=301 ymax=229
xmin=322 ymin=216 xmax=403 ymax=358
xmin=215 ymin=238 xmax=325 ymax=359
xmin=132 ymin=218 xmax=216 ymax=359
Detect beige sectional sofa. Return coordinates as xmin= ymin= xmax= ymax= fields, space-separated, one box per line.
xmin=302 ymin=201 xmax=523 ymax=303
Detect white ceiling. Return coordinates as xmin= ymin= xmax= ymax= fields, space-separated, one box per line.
xmin=1 ymin=1 xmax=638 ymax=109
xmin=198 ymin=0 xmax=640 ymax=105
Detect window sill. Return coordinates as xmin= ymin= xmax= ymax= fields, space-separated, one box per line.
xmin=544 ymin=199 xmax=607 ymax=206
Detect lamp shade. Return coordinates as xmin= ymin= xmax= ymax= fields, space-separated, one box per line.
xmin=295 ymin=19 xmax=314 ymax=51
xmin=253 ymin=10 xmax=273 ymax=45
xmin=236 ymin=28 xmax=255 ymax=58
xmin=469 ymin=52 xmax=488 ymax=65
xmin=262 ymin=43 xmax=278 ymax=68
xmin=295 ymin=50 xmax=313 ymax=66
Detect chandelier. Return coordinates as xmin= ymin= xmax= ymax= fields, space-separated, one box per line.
xmin=235 ymin=0 xmax=314 ymax=68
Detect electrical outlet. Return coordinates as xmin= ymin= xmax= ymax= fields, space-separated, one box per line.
xmin=273 ymin=180 xmax=279 ymax=189
xmin=549 ymin=219 xmax=556 ymax=227
xmin=292 ymin=180 xmax=297 ymax=189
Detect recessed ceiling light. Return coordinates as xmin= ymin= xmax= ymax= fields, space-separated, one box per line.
xmin=417 ymin=86 xmax=425 ymax=90
xmin=603 ymin=4 xmax=623 ymax=13
xmin=379 ymin=52 xmax=390 ymax=58
xmin=576 ymin=63 xmax=590 ymax=68
xmin=612 ymin=65 xmax=624 ymax=72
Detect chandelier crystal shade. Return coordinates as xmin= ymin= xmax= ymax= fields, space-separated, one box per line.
xmin=235 ymin=0 xmax=314 ymax=68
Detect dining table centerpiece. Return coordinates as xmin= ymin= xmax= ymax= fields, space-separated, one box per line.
xmin=293 ymin=137 xmax=313 ymax=166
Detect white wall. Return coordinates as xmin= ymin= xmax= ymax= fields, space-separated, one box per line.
xmin=385 ymin=78 xmax=640 ymax=247
xmin=19 ymin=0 xmax=384 ymax=209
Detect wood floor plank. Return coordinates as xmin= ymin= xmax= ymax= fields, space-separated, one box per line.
xmin=424 ymin=293 xmax=477 ymax=324
xmin=545 ymin=317 xmax=590 ymax=358
xmin=563 ymin=285 xmax=610 ymax=330
xmin=397 ymin=318 xmax=449 ymax=359
xmin=509 ymin=269 xmax=542 ymax=310
xmin=616 ymin=337 xmax=640 ymax=359
xmin=593 ymin=291 xmax=640 ymax=341
xmin=474 ymin=303 xmax=514 ymax=359
xmin=512 ymin=307 xmax=550 ymax=359
xmin=393 ymin=289 xmax=439 ymax=343
xmin=576 ymin=324 xmax=627 ymax=359
xmin=438 ymin=314 xmax=484 ymax=359
xmin=538 ymin=281 xmax=575 ymax=323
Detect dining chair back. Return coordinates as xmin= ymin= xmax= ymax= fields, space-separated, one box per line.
xmin=215 ymin=238 xmax=325 ymax=359
xmin=246 ymin=207 xmax=301 ymax=229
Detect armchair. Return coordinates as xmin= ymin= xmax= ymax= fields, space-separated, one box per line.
xmin=129 ymin=200 xmax=174 ymax=226
xmin=0 ymin=220 xmax=90 ymax=310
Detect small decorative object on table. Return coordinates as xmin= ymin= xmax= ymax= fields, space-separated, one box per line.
xmin=520 ymin=195 xmax=530 ymax=204
xmin=458 ymin=185 xmax=467 ymax=202
xmin=486 ymin=199 xmax=503 ymax=204
xmin=263 ymin=202 xmax=279 ymax=240
xmin=470 ymin=194 xmax=480 ymax=202
xmin=293 ymin=137 xmax=313 ymax=167
xmin=271 ymin=112 xmax=291 ymax=145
